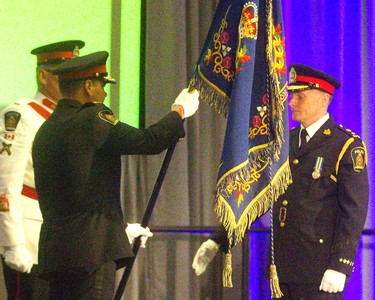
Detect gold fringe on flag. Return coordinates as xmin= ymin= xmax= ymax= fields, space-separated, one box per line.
xmin=214 ymin=160 xmax=291 ymax=246
xmin=189 ymin=69 xmax=231 ymax=117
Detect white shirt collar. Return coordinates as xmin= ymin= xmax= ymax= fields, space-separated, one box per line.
xmin=301 ymin=113 xmax=329 ymax=140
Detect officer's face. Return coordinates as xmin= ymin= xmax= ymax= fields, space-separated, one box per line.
xmin=289 ymin=89 xmax=329 ymax=128
xmin=91 ymin=80 xmax=107 ymax=103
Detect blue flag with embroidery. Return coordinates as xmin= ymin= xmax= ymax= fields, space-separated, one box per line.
xmin=190 ymin=0 xmax=291 ymax=247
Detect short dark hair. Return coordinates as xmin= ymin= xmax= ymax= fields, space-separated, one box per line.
xmin=58 ymin=79 xmax=85 ymax=95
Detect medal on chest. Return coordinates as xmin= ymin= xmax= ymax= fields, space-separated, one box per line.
xmin=312 ymin=157 xmax=324 ymax=179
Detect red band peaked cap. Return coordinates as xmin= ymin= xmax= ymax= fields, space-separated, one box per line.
xmin=287 ymin=64 xmax=341 ymax=95
xmin=31 ymin=40 xmax=85 ymax=65
xmin=52 ymin=51 xmax=116 ymax=84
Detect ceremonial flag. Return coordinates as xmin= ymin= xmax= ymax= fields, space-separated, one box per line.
xmin=190 ymin=0 xmax=291 ymax=295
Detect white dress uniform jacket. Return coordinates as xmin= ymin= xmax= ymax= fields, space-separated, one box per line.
xmin=0 ymin=92 xmax=54 ymax=264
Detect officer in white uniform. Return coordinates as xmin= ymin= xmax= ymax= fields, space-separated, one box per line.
xmin=0 ymin=40 xmax=85 ymax=299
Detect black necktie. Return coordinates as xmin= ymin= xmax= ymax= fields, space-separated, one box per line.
xmin=300 ymin=129 xmax=308 ymax=148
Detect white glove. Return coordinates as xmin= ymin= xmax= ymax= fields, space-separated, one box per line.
xmin=3 ymin=245 xmax=33 ymax=273
xmin=172 ymin=88 xmax=199 ymax=118
xmin=319 ymin=269 xmax=346 ymax=293
xmin=125 ymin=223 xmax=153 ymax=248
xmin=192 ymin=239 xmax=219 ymax=276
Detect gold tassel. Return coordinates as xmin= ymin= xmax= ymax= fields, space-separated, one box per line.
xmin=270 ymin=264 xmax=283 ymax=298
xmin=222 ymin=252 xmax=233 ymax=288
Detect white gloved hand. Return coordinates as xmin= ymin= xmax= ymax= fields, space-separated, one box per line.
xmin=125 ymin=223 xmax=153 ymax=248
xmin=319 ymin=269 xmax=346 ymax=293
xmin=172 ymin=88 xmax=200 ymax=118
xmin=3 ymin=245 xmax=33 ymax=273
xmin=192 ymin=239 xmax=219 ymax=276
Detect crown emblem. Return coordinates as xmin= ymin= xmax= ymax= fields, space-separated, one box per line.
xmin=289 ymin=67 xmax=296 ymax=83
xmin=73 ymin=46 xmax=80 ymax=58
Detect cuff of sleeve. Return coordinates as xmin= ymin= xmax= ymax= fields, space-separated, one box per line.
xmin=169 ymin=111 xmax=185 ymax=139
xmin=328 ymin=257 xmax=355 ymax=276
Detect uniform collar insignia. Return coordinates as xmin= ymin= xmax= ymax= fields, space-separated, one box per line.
xmin=323 ymin=129 xmax=331 ymax=136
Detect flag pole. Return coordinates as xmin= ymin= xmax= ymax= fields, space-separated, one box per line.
xmin=113 ymin=141 xmax=178 ymax=300
xmin=113 ymin=82 xmax=196 ymax=299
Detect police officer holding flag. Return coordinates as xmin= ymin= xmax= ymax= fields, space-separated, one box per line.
xmin=32 ymin=50 xmax=199 ymax=298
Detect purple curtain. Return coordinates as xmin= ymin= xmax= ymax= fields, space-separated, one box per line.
xmin=252 ymin=1 xmax=374 ymax=299
xmin=250 ymin=1 xmax=374 ymax=299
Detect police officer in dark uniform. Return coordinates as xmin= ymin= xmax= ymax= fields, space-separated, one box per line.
xmin=272 ymin=64 xmax=369 ymax=299
xmin=192 ymin=64 xmax=369 ymax=300
xmin=32 ymin=51 xmax=199 ymax=299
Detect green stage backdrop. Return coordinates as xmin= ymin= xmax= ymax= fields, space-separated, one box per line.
xmin=0 ymin=0 xmax=140 ymax=127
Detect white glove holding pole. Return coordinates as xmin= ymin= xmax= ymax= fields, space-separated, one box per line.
xmin=192 ymin=239 xmax=219 ymax=276
xmin=125 ymin=223 xmax=153 ymax=248
xmin=172 ymin=88 xmax=199 ymax=118
xmin=319 ymin=269 xmax=346 ymax=293
xmin=3 ymin=245 xmax=33 ymax=273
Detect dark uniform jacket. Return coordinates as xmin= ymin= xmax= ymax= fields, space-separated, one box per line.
xmin=273 ymin=116 xmax=368 ymax=284
xmin=32 ymin=99 xmax=185 ymax=278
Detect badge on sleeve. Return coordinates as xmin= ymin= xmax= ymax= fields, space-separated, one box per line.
xmin=98 ymin=110 xmax=119 ymax=125
xmin=0 ymin=194 xmax=10 ymax=212
xmin=4 ymin=111 xmax=21 ymax=131
xmin=351 ymin=147 xmax=365 ymax=172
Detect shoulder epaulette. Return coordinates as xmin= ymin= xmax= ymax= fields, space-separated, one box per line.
xmin=82 ymin=102 xmax=100 ymax=108
xmin=335 ymin=125 xmax=367 ymax=175
xmin=27 ymin=101 xmax=51 ymax=119
xmin=338 ymin=124 xmax=361 ymax=139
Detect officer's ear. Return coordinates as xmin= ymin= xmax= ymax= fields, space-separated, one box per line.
xmin=37 ymin=68 xmax=49 ymax=86
xmin=319 ymin=92 xmax=331 ymax=108
xmin=84 ymin=79 xmax=95 ymax=96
